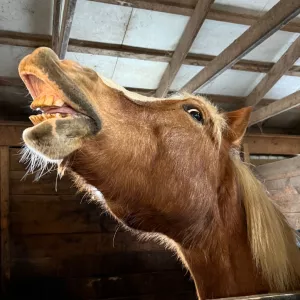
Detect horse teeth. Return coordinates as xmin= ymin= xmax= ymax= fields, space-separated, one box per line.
xmin=31 ymin=95 xmax=64 ymax=109
xmin=29 ymin=112 xmax=73 ymax=125
xmin=29 ymin=115 xmax=38 ymax=125
xmin=44 ymin=95 xmax=54 ymax=106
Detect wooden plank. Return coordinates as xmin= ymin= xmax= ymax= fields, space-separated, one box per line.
xmin=155 ymin=0 xmax=214 ymax=97
xmin=89 ymin=0 xmax=300 ymax=34
xmin=0 ymin=124 xmax=28 ymax=147
xmin=1 ymin=31 xmax=300 ymax=77
xmin=0 ymin=147 xmax=10 ymax=289
xmin=66 ymin=272 xmax=193 ymax=299
xmin=10 ymin=171 xmax=77 ymax=195
xmin=11 ymin=232 xmax=163 ymax=258
xmin=7 ymin=274 xmax=195 ymax=300
xmin=216 ymin=292 xmax=300 ymax=300
xmin=0 ymin=30 xmax=50 ymax=48
xmin=243 ymin=134 xmax=300 ymax=156
xmin=245 ymin=37 xmax=300 ymax=107
xmin=255 ymin=156 xmax=300 ymax=181
xmin=250 ymin=159 xmax=280 ymax=166
xmin=264 ymin=178 xmax=292 ymax=191
xmin=11 ymin=251 xmax=181 ymax=277
xmin=208 ymin=8 xmax=300 ymax=34
xmin=9 ymin=148 xmax=25 ymax=171
xmin=248 ymin=90 xmax=300 ymax=126
xmin=285 ymin=213 xmax=300 ymax=230
xmin=65 ymin=40 xmax=300 ymax=77
xmin=10 ymin=194 xmax=81 ymax=203
xmin=179 ymin=1 xmax=300 ymax=93
xmin=265 ymin=176 xmax=300 ymax=192
xmin=52 ymin=0 xmax=62 ymax=53
xmin=269 ymin=186 xmax=299 ymax=197
xmin=90 ymin=0 xmax=194 ymax=16
xmin=10 ymin=198 xmax=119 ymax=235
xmin=58 ymin=0 xmax=77 ymax=59
xmin=289 ymin=175 xmax=300 ymax=188
xmin=273 ymin=195 xmax=300 ymax=213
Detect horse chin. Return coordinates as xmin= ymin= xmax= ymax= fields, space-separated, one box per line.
xmin=23 ymin=115 xmax=97 ymax=161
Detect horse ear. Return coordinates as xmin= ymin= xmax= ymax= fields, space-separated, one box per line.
xmin=223 ymin=107 xmax=252 ymax=146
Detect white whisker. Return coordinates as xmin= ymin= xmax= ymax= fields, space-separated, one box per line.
xmin=19 ymin=146 xmax=59 ymax=181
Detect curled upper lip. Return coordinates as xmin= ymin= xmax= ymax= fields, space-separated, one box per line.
xmin=18 ymin=47 xmax=102 ymax=131
xmin=20 ymin=72 xmax=86 ymax=114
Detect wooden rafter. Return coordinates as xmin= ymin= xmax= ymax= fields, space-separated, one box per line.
xmin=179 ymin=1 xmax=300 ymax=93
xmin=1 ymin=30 xmax=300 ymax=77
xmin=243 ymin=134 xmax=300 ymax=156
xmin=52 ymin=0 xmax=62 ymax=53
xmin=0 ymin=77 xmax=277 ymax=106
xmin=89 ymin=0 xmax=300 ymax=34
xmin=248 ymin=90 xmax=300 ymax=127
xmin=155 ymin=0 xmax=214 ymax=97
xmin=245 ymin=36 xmax=300 ymax=107
xmin=2 ymin=77 xmax=300 ymax=116
xmin=58 ymin=0 xmax=77 ymax=59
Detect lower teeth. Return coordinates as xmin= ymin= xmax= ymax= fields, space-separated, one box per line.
xmin=29 ymin=113 xmax=72 ymax=125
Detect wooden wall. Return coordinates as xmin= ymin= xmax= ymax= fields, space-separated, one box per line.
xmin=3 ymin=148 xmax=196 ymax=299
xmin=256 ymin=156 xmax=300 ymax=230
xmin=1 ymin=124 xmax=300 ymax=299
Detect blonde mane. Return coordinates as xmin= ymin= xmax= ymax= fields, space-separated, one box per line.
xmin=231 ymin=155 xmax=300 ymax=291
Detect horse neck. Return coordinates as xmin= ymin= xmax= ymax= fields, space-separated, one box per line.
xmin=177 ymin=161 xmax=268 ymax=299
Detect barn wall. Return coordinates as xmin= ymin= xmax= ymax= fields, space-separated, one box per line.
xmin=255 ymin=156 xmax=300 ymax=230
xmin=1 ymin=128 xmax=299 ymax=299
xmin=5 ymin=148 xmax=196 ymax=299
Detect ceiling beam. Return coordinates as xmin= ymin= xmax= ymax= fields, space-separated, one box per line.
xmin=58 ymin=0 xmax=77 ymax=59
xmin=178 ymin=1 xmax=300 ymax=93
xmin=1 ymin=30 xmax=300 ymax=77
xmin=52 ymin=0 xmax=62 ymax=53
xmin=2 ymin=76 xmax=300 ymax=114
xmin=89 ymin=0 xmax=300 ymax=34
xmin=0 ymin=31 xmax=51 ymax=48
xmin=248 ymin=90 xmax=300 ymax=127
xmin=245 ymin=36 xmax=300 ymax=107
xmin=155 ymin=0 xmax=214 ymax=97
xmin=244 ymin=134 xmax=300 ymax=156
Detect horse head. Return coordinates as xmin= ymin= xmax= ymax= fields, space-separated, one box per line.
xmin=19 ymin=47 xmax=300 ymax=299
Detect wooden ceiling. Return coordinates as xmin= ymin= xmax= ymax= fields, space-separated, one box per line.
xmin=0 ymin=0 xmax=300 ymax=132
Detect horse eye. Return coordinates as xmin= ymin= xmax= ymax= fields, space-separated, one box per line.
xmin=184 ymin=106 xmax=204 ymax=123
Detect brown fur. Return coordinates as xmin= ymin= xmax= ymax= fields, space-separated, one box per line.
xmin=19 ymin=47 xmax=300 ymax=300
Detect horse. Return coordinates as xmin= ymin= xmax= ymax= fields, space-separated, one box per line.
xmin=18 ymin=47 xmax=300 ymax=299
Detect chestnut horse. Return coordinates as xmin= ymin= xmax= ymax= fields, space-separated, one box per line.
xmin=18 ymin=47 xmax=300 ymax=299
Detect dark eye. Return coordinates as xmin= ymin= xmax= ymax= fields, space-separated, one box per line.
xmin=183 ymin=106 xmax=204 ymax=123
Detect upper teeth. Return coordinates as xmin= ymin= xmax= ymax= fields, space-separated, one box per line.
xmin=31 ymin=95 xmax=64 ymax=110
